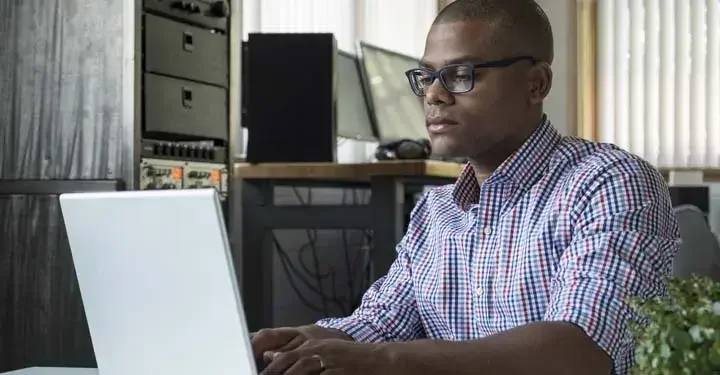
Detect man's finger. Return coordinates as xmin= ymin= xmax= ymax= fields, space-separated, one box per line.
xmin=276 ymin=334 xmax=307 ymax=353
xmin=283 ymin=354 xmax=326 ymax=375
xmin=251 ymin=328 xmax=299 ymax=359
xmin=260 ymin=349 xmax=303 ymax=375
xmin=263 ymin=333 xmax=311 ymax=364
xmin=263 ymin=350 xmax=283 ymax=364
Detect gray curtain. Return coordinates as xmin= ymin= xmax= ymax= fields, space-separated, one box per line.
xmin=0 ymin=0 xmax=134 ymax=370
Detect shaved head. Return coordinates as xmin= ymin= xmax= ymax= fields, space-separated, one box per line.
xmin=418 ymin=0 xmax=555 ymax=170
xmin=434 ymin=0 xmax=554 ymax=63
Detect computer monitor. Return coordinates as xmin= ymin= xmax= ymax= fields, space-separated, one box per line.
xmin=357 ymin=41 xmax=426 ymax=141
xmin=337 ymin=50 xmax=376 ymax=141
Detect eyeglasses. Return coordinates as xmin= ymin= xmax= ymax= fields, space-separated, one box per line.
xmin=404 ymin=56 xmax=537 ymax=97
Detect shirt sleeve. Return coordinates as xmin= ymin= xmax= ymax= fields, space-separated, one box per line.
xmin=315 ymin=196 xmax=431 ymax=343
xmin=543 ymin=156 xmax=680 ymax=374
xmin=315 ymin=241 xmax=425 ymax=343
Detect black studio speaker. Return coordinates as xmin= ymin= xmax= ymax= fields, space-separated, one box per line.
xmin=245 ymin=33 xmax=337 ymax=163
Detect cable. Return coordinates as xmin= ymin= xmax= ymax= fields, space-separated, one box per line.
xmin=341 ymin=188 xmax=374 ymax=312
xmin=340 ymin=189 xmax=355 ymax=305
xmin=290 ymin=189 xmax=330 ymax=278
xmin=284 ymin=187 xmax=352 ymax=316
xmin=272 ymin=185 xmax=375 ymax=317
xmin=294 ymin=188 xmax=330 ymax=314
xmin=298 ymin=188 xmax=331 ymax=314
xmin=272 ymin=235 xmax=347 ymax=315
xmin=273 ymin=236 xmax=328 ymax=313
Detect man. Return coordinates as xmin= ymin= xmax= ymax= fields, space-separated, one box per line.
xmin=252 ymin=0 xmax=680 ymax=374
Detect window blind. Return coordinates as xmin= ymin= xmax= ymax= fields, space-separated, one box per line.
xmin=597 ymin=0 xmax=720 ymax=167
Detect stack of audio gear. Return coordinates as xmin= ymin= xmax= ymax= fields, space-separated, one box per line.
xmin=140 ymin=0 xmax=230 ymax=199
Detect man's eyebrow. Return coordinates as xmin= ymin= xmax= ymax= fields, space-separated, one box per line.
xmin=418 ymin=55 xmax=485 ymax=69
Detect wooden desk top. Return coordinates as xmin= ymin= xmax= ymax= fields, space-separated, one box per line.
xmin=233 ymin=160 xmax=466 ymax=181
xmin=233 ymin=161 xmax=720 ymax=184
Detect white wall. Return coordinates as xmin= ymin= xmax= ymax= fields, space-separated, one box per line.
xmin=536 ymin=0 xmax=577 ymax=136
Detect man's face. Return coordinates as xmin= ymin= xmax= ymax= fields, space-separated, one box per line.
xmin=421 ymin=20 xmax=537 ymax=159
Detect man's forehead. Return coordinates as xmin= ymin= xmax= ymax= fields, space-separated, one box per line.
xmin=419 ymin=54 xmax=483 ymax=68
xmin=422 ymin=21 xmax=502 ymax=68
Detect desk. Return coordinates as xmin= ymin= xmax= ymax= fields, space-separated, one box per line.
xmin=233 ymin=160 xmax=464 ymax=331
xmin=1 ymin=368 xmax=96 ymax=375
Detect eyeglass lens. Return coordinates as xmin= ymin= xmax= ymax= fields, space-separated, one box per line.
xmin=408 ymin=65 xmax=474 ymax=96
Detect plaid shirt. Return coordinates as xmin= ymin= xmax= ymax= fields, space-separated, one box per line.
xmin=317 ymin=117 xmax=680 ymax=375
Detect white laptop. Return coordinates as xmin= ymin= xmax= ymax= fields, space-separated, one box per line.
xmin=57 ymin=189 xmax=256 ymax=375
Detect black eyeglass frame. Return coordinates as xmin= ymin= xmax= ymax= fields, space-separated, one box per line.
xmin=404 ymin=55 xmax=537 ymax=96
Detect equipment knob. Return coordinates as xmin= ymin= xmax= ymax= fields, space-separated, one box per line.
xmin=209 ymin=1 xmax=229 ymax=17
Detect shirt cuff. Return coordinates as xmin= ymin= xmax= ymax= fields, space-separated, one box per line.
xmin=315 ymin=316 xmax=386 ymax=343
xmin=545 ymin=300 xmax=634 ymax=375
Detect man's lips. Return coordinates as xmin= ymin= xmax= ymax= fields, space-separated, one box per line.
xmin=426 ymin=118 xmax=458 ymax=134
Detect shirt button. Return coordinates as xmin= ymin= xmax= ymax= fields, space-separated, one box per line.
xmin=475 ymin=287 xmax=484 ymax=296
xmin=483 ymin=226 xmax=492 ymax=235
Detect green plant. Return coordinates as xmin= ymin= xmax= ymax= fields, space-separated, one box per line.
xmin=630 ymin=276 xmax=720 ymax=375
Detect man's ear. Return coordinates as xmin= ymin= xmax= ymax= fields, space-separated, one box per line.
xmin=528 ymin=62 xmax=553 ymax=105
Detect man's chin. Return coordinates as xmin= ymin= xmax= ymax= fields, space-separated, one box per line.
xmin=429 ymin=138 xmax=465 ymax=160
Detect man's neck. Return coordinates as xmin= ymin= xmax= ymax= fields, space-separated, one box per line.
xmin=468 ymin=114 xmax=545 ymax=185
xmin=469 ymin=157 xmax=504 ymax=181
xmin=468 ymin=134 xmax=528 ymax=182
xmin=470 ymin=163 xmax=492 ymax=186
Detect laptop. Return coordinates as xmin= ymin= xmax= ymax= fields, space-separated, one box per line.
xmin=59 ymin=189 xmax=256 ymax=375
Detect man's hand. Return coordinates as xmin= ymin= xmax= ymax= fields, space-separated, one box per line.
xmin=260 ymin=339 xmax=394 ymax=375
xmin=251 ymin=325 xmax=353 ymax=370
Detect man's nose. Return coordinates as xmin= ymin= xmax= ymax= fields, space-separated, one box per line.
xmin=425 ymin=79 xmax=454 ymax=105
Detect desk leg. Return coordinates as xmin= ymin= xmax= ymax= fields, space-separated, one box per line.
xmin=369 ymin=177 xmax=405 ymax=280
xmin=240 ymin=179 xmax=275 ymax=331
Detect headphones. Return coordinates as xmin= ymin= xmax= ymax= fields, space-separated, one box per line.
xmin=375 ymin=138 xmax=432 ymax=161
